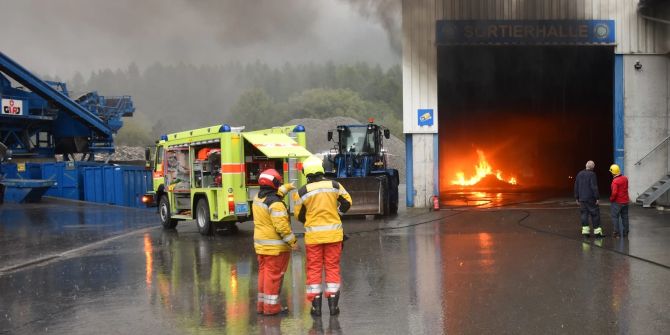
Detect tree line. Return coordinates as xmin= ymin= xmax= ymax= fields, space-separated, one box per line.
xmin=48 ymin=61 xmax=402 ymax=146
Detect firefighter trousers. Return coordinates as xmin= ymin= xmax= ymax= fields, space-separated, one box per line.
xmin=305 ymin=242 xmax=342 ymax=301
xmin=579 ymin=200 xmax=601 ymax=229
xmin=257 ymin=252 xmax=290 ymax=315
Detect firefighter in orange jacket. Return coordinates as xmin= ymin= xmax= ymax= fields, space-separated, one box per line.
xmin=253 ymin=169 xmax=298 ymax=316
xmin=294 ymin=156 xmax=352 ymax=316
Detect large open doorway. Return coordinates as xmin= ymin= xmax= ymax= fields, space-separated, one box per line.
xmin=438 ymin=46 xmax=614 ymax=205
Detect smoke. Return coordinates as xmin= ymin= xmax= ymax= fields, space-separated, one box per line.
xmin=185 ymin=0 xmax=319 ymax=48
xmin=0 ymin=0 xmax=398 ymax=77
xmin=340 ymin=0 xmax=402 ymax=55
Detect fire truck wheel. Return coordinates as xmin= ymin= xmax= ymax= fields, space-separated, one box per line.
xmin=159 ymin=195 xmax=178 ymax=229
xmin=196 ymin=198 xmax=213 ymax=236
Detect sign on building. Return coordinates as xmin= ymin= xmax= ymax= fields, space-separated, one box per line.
xmin=436 ymin=20 xmax=615 ymax=46
xmin=417 ymin=109 xmax=434 ymax=127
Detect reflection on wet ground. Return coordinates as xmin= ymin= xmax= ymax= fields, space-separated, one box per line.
xmin=0 ymin=198 xmax=156 ymax=270
xmin=439 ymin=190 xmax=549 ymax=208
xmin=1 ymin=198 xmax=669 ymax=334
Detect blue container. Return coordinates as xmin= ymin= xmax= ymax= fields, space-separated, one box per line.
xmin=83 ymin=167 xmax=105 ymax=203
xmin=36 ymin=161 xmax=104 ymax=200
xmin=39 ymin=162 xmax=76 ymax=198
xmin=0 ymin=163 xmax=18 ymax=179
xmin=1 ymin=178 xmax=56 ymax=203
xmin=21 ymin=163 xmax=42 ymax=179
xmin=83 ymin=165 xmax=151 ymax=208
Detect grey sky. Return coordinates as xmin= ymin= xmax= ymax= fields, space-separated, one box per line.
xmin=1 ymin=0 xmax=400 ymax=77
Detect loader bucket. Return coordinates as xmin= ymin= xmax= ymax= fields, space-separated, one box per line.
xmin=335 ymin=176 xmax=387 ymax=216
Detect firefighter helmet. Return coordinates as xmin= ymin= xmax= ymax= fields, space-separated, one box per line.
xmin=302 ymin=156 xmax=324 ymax=176
xmin=609 ymin=164 xmax=621 ymax=176
xmin=259 ymin=169 xmax=283 ymax=189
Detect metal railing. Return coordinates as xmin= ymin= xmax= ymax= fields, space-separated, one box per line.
xmin=634 ymin=134 xmax=670 ymax=166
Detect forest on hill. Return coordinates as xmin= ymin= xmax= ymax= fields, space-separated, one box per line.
xmin=48 ymin=61 xmax=402 ymax=145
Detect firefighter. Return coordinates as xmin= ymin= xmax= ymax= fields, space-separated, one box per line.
xmin=574 ymin=160 xmax=603 ymax=238
xmin=294 ymin=156 xmax=352 ymax=316
xmin=253 ymin=169 xmax=298 ymax=316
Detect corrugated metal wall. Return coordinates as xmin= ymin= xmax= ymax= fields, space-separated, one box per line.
xmin=402 ymin=0 xmax=440 ymax=134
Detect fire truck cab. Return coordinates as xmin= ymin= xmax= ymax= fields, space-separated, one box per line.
xmin=144 ymin=124 xmax=311 ymax=235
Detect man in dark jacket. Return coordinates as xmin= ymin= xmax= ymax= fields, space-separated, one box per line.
xmin=574 ymin=160 xmax=603 ymax=238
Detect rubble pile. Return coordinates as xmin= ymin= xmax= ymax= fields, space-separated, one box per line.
xmin=95 ymin=146 xmax=146 ymax=162
xmin=285 ymin=117 xmax=406 ymax=183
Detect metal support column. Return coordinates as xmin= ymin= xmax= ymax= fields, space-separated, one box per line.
xmin=405 ymin=134 xmax=414 ymax=207
xmin=614 ymin=54 xmax=625 ymax=173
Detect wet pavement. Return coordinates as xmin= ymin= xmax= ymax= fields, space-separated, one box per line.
xmin=1 ymin=197 xmax=669 ymax=334
xmin=0 ymin=198 xmax=156 ymax=271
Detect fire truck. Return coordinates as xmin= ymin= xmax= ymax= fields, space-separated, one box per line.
xmin=143 ymin=124 xmax=311 ymax=235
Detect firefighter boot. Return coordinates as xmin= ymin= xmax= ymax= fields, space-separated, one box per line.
xmin=593 ymin=227 xmax=605 ymax=238
xmin=310 ymin=294 xmax=322 ymax=317
xmin=327 ymin=292 xmax=340 ymax=316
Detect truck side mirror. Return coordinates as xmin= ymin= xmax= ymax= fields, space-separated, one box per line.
xmin=144 ymin=147 xmax=153 ymax=169
xmin=384 ymin=129 xmax=390 ymax=139
xmin=327 ymin=131 xmax=333 ymax=142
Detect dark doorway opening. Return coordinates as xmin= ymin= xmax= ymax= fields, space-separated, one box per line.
xmin=438 ymin=46 xmax=614 ymax=197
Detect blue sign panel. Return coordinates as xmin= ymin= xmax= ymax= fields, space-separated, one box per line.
xmin=436 ymin=20 xmax=615 ymax=45
xmin=417 ymin=109 xmax=434 ymax=127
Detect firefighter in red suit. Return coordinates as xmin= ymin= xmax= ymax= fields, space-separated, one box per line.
xmin=293 ymin=156 xmax=352 ymax=316
xmin=253 ymin=169 xmax=297 ymax=315
xmin=609 ymin=164 xmax=630 ymax=238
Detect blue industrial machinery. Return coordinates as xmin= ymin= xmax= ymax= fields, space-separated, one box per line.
xmin=324 ymin=120 xmax=399 ymax=216
xmin=0 ymin=51 xmax=134 ymax=160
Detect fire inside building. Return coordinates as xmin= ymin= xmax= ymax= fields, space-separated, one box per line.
xmin=402 ymin=0 xmax=670 ymax=208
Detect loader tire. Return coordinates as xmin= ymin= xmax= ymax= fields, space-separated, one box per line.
xmin=389 ymin=176 xmax=399 ymax=215
xmin=377 ymin=176 xmax=390 ymax=218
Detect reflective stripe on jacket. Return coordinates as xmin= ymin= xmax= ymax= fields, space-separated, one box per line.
xmin=253 ymin=188 xmax=296 ymax=255
xmin=293 ymin=178 xmax=352 ymax=245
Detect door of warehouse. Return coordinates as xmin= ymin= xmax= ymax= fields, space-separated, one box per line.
xmin=435 ymin=20 xmax=617 ymax=195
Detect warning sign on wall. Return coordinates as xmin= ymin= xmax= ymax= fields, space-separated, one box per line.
xmin=418 ymin=109 xmax=434 ymax=127
xmin=2 ymin=99 xmax=23 ymax=115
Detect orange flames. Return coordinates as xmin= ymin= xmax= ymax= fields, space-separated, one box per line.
xmin=451 ymin=150 xmax=518 ymax=186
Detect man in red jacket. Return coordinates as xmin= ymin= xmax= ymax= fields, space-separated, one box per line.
xmin=609 ymin=164 xmax=630 ymax=238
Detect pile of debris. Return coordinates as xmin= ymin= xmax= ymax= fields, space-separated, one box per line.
xmin=94 ymin=146 xmax=146 ymax=163
xmin=285 ymin=117 xmax=406 ymax=183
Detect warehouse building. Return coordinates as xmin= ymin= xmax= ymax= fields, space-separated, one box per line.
xmin=402 ymin=0 xmax=669 ymax=208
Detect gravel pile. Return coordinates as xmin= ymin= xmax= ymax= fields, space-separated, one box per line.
xmin=285 ymin=117 xmax=406 ymax=183
xmin=94 ymin=146 xmax=146 ymax=162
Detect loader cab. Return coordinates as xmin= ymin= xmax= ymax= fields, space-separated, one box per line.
xmin=332 ymin=122 xmax=389 ymax=156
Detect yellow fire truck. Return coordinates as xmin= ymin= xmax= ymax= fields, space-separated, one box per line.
xmin=143 ymin=124 xmax=311 ymax=235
